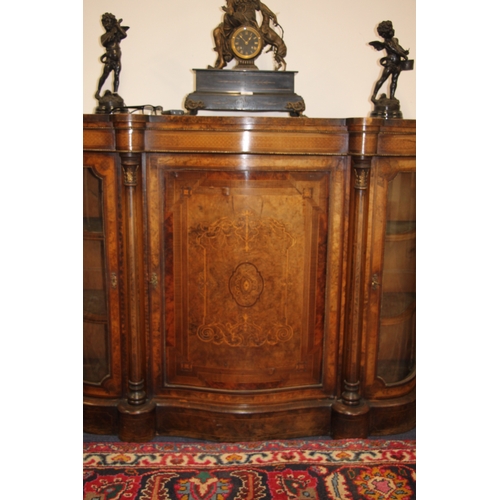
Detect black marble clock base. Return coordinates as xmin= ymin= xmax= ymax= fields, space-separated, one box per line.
xmin=184 ymin=69 xmax=306 ymax=116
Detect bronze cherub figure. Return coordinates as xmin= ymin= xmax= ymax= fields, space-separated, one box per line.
xmin=369 ymin=20 xmax=413 ymax=118
xmin=210 ymin=0 xmax=287 ymax=70
xmin=95 ymin=13 xmax=129 ymax=113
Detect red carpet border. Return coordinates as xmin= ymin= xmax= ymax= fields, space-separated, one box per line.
xmin=83 ymin=438 xmax=416 ymax=499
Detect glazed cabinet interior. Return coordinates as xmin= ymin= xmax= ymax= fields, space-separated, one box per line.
xmin=83 ymin=115 xmax=416 ymax=442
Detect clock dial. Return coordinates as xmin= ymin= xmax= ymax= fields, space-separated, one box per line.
xmin=231 ymin=26 xmax=263 ymax=60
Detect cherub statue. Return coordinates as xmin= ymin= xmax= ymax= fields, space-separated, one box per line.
xmin=210 ymin=0 xmax=287 ymax=70
xmin=94 ymin=13 xmax=129 ymax=112
xmin=369 ymin=20 xmax=411 ymax=103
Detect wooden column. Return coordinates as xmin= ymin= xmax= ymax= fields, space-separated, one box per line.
xmin=332 ymin=119 xmax=380 ymax=438
xmin=114 ymin=115 xmax=155 ymax=442
xmin=121 ymin=152 xmax=146 ymax=406
xmin=341 ymin=156 xmax=371 ymax=406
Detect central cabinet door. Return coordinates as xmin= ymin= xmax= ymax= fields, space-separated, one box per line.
xmin=148 ymin=163 xmax=332 ymax=399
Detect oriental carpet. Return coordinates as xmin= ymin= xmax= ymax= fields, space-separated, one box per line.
xmin=83 ymin=438 xmax=416 ymax=499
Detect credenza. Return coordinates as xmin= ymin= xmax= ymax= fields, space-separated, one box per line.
xmin=83 ymin=114 xmax=415 ymax=442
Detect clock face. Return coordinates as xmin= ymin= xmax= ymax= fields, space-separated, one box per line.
xmin=231 ymin=26 xmax=263 ymax=60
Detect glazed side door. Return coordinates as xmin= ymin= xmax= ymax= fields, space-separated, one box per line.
xmin=83 ymin=153 xmax=123 ymax=398
xmin=364 ymin=157 xmax=416 ymax=399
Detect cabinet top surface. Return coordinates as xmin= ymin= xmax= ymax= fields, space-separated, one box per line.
xmin=83 ymin=114 xmax=415 ymax=157
xmin=83 ymin=114 xmax=415 ymax=127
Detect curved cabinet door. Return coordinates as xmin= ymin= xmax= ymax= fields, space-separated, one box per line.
xmin=145 ymin=152 xmax=350 ymax=440
xmin=151 ymin=167 xmax=332 ymax=395
xmin=365 ymin=157 xmax=416 ymax=399
xmin=83 ymin=154 xmax=123 ymax=397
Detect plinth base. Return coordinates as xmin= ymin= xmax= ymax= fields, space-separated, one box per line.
xmin=331 ymin=400 xmax=370 ymax=439
xmin=370 ymin=94 xmax=403 ymax=119
xmin=184 ymin=69 xmax=306 ymax=116
xmin=117 ymin=400 xmax=156 ymax=442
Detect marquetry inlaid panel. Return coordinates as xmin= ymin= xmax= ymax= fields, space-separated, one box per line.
xmin=146 ymin=130 xmax=346 ymax=155
xmin=144 ymin=116 xmax=348 ymax=155
xmin=83 ymin=115 xmax=115 ymax=151
xmin=161 ymin=170 xmax=330 ymax=391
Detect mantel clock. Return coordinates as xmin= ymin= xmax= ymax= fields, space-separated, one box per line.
xmin=230 ymin=25 xmax=263 ymax=69
xmin=184 ymin=1 xmax=305 ymax=115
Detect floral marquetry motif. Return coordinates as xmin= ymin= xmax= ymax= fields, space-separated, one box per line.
xmin=197 ymin=313 xmax=293 ymax=347
xmin=159 ymin=169 xmax=329 ymax=390
xmin=191 ymin=208 xmax=296 ymax=348
xmin=229 ymin=262 xmax=264 ymax=307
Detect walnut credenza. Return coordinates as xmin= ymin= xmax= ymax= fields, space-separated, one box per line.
xmin=83 ymin=115 xmax=416 ymax=442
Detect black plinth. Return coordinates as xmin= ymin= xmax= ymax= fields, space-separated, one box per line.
xmin=95 ymin=91 xmax=126 ymax=114
xmin=184 ymin=69 xmax=306 ymax=116
xmin=370 ymin=95 xmax=403 ymax=119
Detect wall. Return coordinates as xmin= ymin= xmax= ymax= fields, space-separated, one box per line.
xmin=83 ymin=0 xmax=416 ymax=119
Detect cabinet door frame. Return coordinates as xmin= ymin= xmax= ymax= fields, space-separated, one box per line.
xmin=83 ymin=153 xmax=124 ymax=397
xmin=363 ymin=156 xmax=416 ymax=399
xmin=146 ymin=153 xmax=349 ymax=405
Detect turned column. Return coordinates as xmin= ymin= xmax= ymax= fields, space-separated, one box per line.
xmin=114 ymin=115 xmax=155 ymax=441
xmin=332 ymin=119 xmax=381 ymax=438
xmin=341 ymin=156 xmax=371 ymax=407
xmin=121 ymin=152 xmax=147 ymax=406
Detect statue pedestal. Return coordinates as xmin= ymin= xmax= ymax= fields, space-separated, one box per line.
xmin=95 ymin=91 xmax=126 ymax=114
xmin=184 ymin=69 xmax=306 ymax=116
xmin=370 ymin=94 xmax=403 ymax=119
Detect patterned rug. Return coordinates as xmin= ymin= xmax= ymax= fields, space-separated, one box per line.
xmin=83 ymin=439 xmax=416 ymax=499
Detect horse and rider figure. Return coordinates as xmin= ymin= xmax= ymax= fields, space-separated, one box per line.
xmin=211 ymin=0 xmax=287 ymax=70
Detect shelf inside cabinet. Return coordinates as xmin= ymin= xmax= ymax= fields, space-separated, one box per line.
xmin=385 ymin=221 xmax=415 ymax=241
xmin=84 ymin=217 xmax=104 ymax=234
xmin=380 ymin=292 xmax=415 ymax=321
xmin=83 ymin=289 xmax=107 ymax=322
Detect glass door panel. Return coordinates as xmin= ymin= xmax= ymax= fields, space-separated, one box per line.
xmin=83 ymin=168 xmax=110 ymax=385
xmin=377 ymin=171 xmax=416 ymax=384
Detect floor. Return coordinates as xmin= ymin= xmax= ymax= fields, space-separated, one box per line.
xmin=83 ymin=427 xmax=416 ymax=443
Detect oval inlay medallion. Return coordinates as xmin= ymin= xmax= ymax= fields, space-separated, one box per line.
xmin=229 ymin=262 xmax=264 ymax=307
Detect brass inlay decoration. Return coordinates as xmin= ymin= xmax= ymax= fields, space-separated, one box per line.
xmin=354 ymin=167 xmax=370 ymax=190
xmin=185 ymin=99 xmax=205 ymax=111
xmin=110 ymin=272 xmax=117 ymax=289
xmin=286 ymin=101 xmax=306 ymax=115
xmin=123 ymin=164 xmax=139 ymax=186
xmin=149 ymin=272 xmax=158 ymax=288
